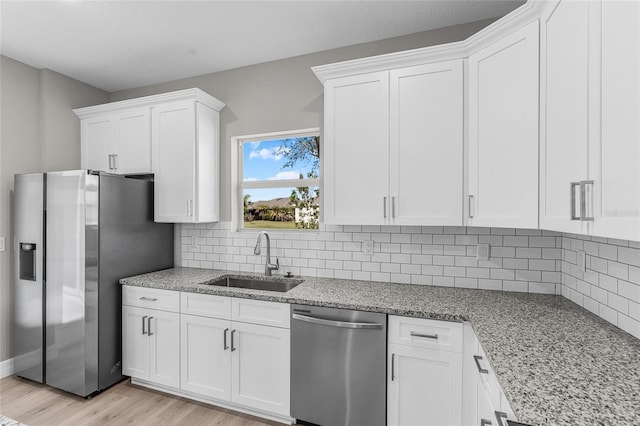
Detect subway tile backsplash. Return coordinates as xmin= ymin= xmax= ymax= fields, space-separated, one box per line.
xmin=561 ymin=234 xmax=640 ymax=339
xmin=179 ymin=223 xmax=640 ymax=339
xmin=180 ymin=223 xmax=563 ymax=293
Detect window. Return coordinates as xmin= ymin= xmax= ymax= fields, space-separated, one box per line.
xmin=232 ymin=128 xmax=320 ymax=231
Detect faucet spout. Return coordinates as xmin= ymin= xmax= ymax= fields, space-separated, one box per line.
xmin=254 ymin=231 xmax=279 ymax=276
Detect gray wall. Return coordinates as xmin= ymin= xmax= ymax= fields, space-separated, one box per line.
xmin=0 ymin=55 xmax=109 ymax=362
xmin=111 ymin=19 xmax=496 ymax=222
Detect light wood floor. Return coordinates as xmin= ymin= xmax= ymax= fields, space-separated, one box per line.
xmin=0 ymin=376 xmax=284 ymax=426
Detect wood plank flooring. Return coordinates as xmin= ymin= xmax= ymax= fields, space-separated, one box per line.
xmin=0 ymin=376 xmax=284 ymax=426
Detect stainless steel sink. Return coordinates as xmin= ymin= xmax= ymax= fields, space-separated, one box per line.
xmin=207 ymin=276 xmax=302 ymax=292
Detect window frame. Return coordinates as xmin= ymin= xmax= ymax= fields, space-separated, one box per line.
xmin=231 ymin=128 xmax=320 ymax=232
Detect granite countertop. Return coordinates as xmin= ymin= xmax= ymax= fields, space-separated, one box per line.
xmin=121 ymin=267 xmax=640 ymax=426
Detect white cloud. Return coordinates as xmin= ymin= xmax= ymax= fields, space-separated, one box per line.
xmin=248 ymin=145 xmax=290 ymax=161
xmin=268 ymin=171 xmax=301 ymax=180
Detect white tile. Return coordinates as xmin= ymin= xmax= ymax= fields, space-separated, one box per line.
xmin=411 ymin=254 xmax=433 ymax=265
xmin=617 ymin=280 xmax=640 ymax=303
xmin=630 ymin=266 xmax=640 ymax=285
xmin=467 ymin=268 xmax=490 ymax=279
xmin=391 ymin=233 xmax=411 ymax=244
xmin=401 ymin=226 xmax=422 ymax=234
xmin=598 ymin=243 xmax=618 ymax=261
xmin=542 ymin=271 xmax=562 ymax=284
xmin=433 ymin=256 xmax=455 ymax=266
xmin=455 ymin=235 xmax=478 ymax=245
xmin=479 ymin=236 xmax=503 ymax=245
xmin=401 ymin=264 xmax=421 ymax=274
xmin=334 ymin=251 xmax=352 ymax=261
xmin=515 ymin=270 xmax=541 ymax=282
xmin=433 ymin=235 xmax=454 ymax=245
xmin=503 ymin=280 xmax=528 ymax=292
xmin=617 ymin=314 xmax=640 ymax=339
xmin=362 ymin=225 xmax=381 ymax=233
xmin=422 ymin=265 xmax=443 ymax=276
xmin=352 ymin=233 xmax=372 ymax=242
xmin=352 ymin=271 xmax=371 ymax=281
xmin=401 ymin=244 xmax=422 ymax=254
xmin=478 ymin=279 xmax=503 ymax=290
xmin=455 ymin=256 xmax=478 ymax=267
xmin=380 ymin=243 xmax=401 ymax=253
xmin=590 ymin=257 xmax=608 ymax=273
xmin=334 ymin=232 xmax=353 ymax=242
xmin=577 ymin=280 xmax=591 ymax=296
xmin=598 ymin=273 xmax=617 ymax=293
xmin=443 ymin=266 xmax=466 ymax=277
xmin=504 ymin=236 xmax=529 ymax=247
xmin=411 ymin=275 xmax=433 ymax=285
xmin=591 ymin=286 xmax=608 ymax=304
xmin=381 ymin=263 xmax=401 ymax=273
xmin=608 ymin=293 xmax=629 ymax=315
xmin=516 ymin=229 xmax=542 ymax=236
xmin=491 ymin=228 xmax=516 ymax=235
xmin=503 ymin=258 xmax=529 ymax=270
xmin=421 ymin=226 xmax=443 ymax=234
xmin=607 ymin=261 xmax=629 ymax=280
xmin=529 ymin=237 xmax=556 ymax=247
xmin=325 ymin=260 xmax=342 ymax=270
xmin=343 ymin=225 xmax=362 ymax=233
xmin=528 ymin=282 xmax=556 ymax=294
xmin=529 ymin=259 xmax=558 ymax=271
xmin=433 ymin=276 xmax=455 ymax=287
xmin=629 ymin=300 xmax=640 ymax=321
xmin=371 ymin=272 xmax=390 ymax=282
xmin=391 ymin=253 xmax=411 ymax=264
xmin=583 ymin=296 xmax=599 ymax=315
xmin=444 ymin=245 xmax=466 ymax=256
xmin=444 ymin=226 xmax=466 ymax=234
xmin=362 ymin=262 xmax=381 ymax=272
xmin=618 ymin=247 xmax=640 ymax=267
xmin=334 ymin=270 xmax=352 ymax=280
xmin=515 ymin=248 xmax=542 ymax=259
xmin=490 ymin=269 xmax=514 ymax=280
xmin=598 ymin=304 xmax=618 ymax=326
xmin=491 ymin=247 xmax=516 ymax=258
xmin=542 ymin=248 xmax=562 ymax=260
xmin=411 ymin=234 xmax=433 ymax=244
xmin=454 ymin=277 xmax=478 ymax=289
xmin=390 ymin=274 xmax=411 ymax=284
xmin=584 ymin=241 xmax=599 ymax=256
xmin=422 ymin=245 xmax=444 ymax=255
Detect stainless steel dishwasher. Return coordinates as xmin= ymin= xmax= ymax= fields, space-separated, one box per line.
xmin=291 ymin=304 xmax=387 ymax=426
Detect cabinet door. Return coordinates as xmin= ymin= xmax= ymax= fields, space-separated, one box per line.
xmin=82 ymin=115 xmax=115 ymax=172
xmin=122 ymin=305 xmax=149 ymax=380
xmin=388 ymin=344 xmax=462 ymax=426
xmin=181 ymin=314 xmax=231 ymax=400
xmin=152 ymin=101 xmax=196 ymax=223
xmin=324 ymin=72 xmax=390 ymax=225
xmin=468 ymin=21 xmax=539 ymax=228
xmin=591 ymin=0 xmax=640 ymax=241
xmin=113 ymin=108 xmax=152 ymax=174
xmin=390 ymin=60 xmax=463 ymax=226
xmin=148 ymin=310 xmax=180 ymax=388
xmin=540 ymin=0 xmax=590 ymax=234
xmin=231 ymin=322 xmax=290 ymax=416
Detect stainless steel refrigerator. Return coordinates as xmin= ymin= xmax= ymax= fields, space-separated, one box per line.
xmin=12 ymin=170 xmax=174 ymax=397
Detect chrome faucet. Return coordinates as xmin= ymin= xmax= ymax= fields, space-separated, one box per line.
xmin=254 ymin=231 xmax=279 ymax=276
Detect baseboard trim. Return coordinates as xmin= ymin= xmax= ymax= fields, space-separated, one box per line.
xmin=0 ymin=358 xmax=14 ymax=379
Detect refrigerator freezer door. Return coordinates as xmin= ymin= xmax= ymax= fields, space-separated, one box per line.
xmin=45 ymin=170 xmax=98 ymax=396
xmin=13 ymin=173 xmax=45 ymax=383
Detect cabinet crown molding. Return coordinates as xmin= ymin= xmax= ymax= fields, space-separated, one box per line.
xmin=312 ymin=0 xmax=543 ymax=82
xmin=74 ymin=88 xmax=225 ymax=118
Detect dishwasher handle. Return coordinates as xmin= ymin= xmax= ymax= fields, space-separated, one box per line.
xmin=292 ymin=313 xmax=384 ymax=329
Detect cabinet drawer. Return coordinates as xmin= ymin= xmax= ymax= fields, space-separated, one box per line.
xmin=232 ymin=298 xmax=290 ymax=329
xmin=389 ymin=316 xmax=462 ymax=353
xmin=181 ymin=292 xmax=231 ymax=319
xmin=122 ymin=285 xmax=180 ymax=312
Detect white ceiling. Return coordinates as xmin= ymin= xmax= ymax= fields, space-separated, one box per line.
xmin=0 ymin=0 xmax=525 ymax=92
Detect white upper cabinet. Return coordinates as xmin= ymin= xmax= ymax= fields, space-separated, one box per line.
xmin=390 ymin=61 xmax=463 ymax=226
xmin=540 ymin=0 xmax=590 ymax=235
xmin=540 ymin=0 xmax=640 ymax=241
xmin=80 ymin=108 xmax=152 ymax=174
xmin=322 ymin=60 xmax=464 ymax=226
xmin=468 ymin=21 xmax=540 ymax=229
xmin=591 ymin=0 xmax=640 ymax=241
xmin=75 ymin=88 xmax=225 ymax=224
xmin=324 ymin=71 xmax=390 ymax=225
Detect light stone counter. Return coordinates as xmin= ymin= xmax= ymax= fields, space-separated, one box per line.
xmin=121 ymin=267 xmax=640 ymax=426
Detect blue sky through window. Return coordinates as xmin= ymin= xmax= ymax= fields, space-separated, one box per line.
xmin=243 ymin=138 xmax=315 ymax=202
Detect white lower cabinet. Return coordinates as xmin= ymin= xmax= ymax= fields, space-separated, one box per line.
xmin=387 ymin=316 xmax=463 ymax=426
xmin=180 ymin=314 xmax=231 ymax=400
xmin=122 ymin=305 xmax=180 ymax=388
xmin=178 ymin=293 xmax=290 ymax=419
xmin=462 ymin=323 xmax=517 ymax=426
xmin=231 ymin=321 xmax=290 ymax=415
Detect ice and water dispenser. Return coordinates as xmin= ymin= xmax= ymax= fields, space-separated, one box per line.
xmin=19 ymin=243 xmax=37 ymax=281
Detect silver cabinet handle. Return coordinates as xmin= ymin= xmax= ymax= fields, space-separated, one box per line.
xmin=481 ymin=420 xmax=492 ymax=426
xmin=468 ymin=195 xmax=475 ymax=218
xmin=392 ymin=196 xmax=396 ymax=218
xmin=391 ymin=353 xmax=395 ymax=381
xmin=494 ymin=411 xmax=508 ymax=426
xmin=474 ymin=355 xmax=489 ymax=374
xmin=147 ymin=316 xmax=154 ymax=336
xmin=230 ymin=329 xmax=236 ymax=352
xmin=383 ymin=196 xmax=387 ymax=218
xmin=142 ymin=315 xmax=148 ymax=335
xmin=581 ymin=180 xmax=594 ymax=221
xmin=139 ymin=296 xmax=158 ymax=302
xmin=292 ymin=313 xmax=384 ymax=329
xmin=570 ymin=182 xmax=581 ymax=220
xmin=108 ymin=154 xmax=114 ymax=170
xmin=410 ymin=331 xmax=438 ymax=340
xmin=187 ymin=199 xmax=193 ymax=217
xmin=223 ymin=328 xmax=229 ymax=350
xmin=113 ymin=154 xmax=118 ymax=170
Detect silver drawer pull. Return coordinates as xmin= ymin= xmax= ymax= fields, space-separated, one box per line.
xmin=494 ymin=411 xmax=508 ymax=426
xmin=481 ymin=419 xmax=492 ymax=426
xmin=410 ymin=331 xmax=438 ymax=340
xmin=474 ymin=355 xmax=489 ymax=374
xmin=293 ymin=313 xmax=384 ymax=329
xmin=140 ymin=296 xmax=158 ymax=302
